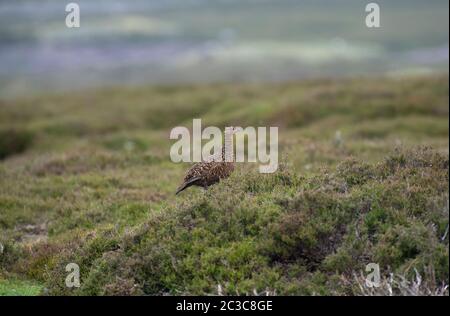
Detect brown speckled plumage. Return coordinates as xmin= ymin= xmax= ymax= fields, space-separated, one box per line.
xmin=175 ymin=147 xmax=235 ymax=195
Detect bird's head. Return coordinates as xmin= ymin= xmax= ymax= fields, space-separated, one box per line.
xmin=225 ymin=126 xmax=242 ymax=135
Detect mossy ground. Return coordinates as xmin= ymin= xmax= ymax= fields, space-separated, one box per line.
xmin=0 ymin=76 xmax=448 ymax=295
xmin=0 ymin=278 xmax=43 ymax=296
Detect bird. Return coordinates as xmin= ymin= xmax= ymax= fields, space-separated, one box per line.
xmin=175 ymin=127 xmax=238 ymax=195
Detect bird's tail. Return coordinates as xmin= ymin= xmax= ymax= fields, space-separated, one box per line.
xmin=175 ymin=177 xmax=201 ymax=195
xmin=175 ymin=183 xmax=189 ymax=195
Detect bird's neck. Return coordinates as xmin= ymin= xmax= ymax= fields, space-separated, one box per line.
xmin=223 ymin=128 xmax=234 ymax=162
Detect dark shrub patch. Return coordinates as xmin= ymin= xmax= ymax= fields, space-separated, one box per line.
xmin=0 ymin=128 xmax=33 ymax=159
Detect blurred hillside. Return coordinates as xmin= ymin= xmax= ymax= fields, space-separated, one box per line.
xmin=0 ymin=75 xmax=448 ymax=295
xmin=0 ymin=0 xmax=448 ymax=97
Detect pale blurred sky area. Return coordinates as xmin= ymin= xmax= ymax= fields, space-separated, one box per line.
xmin=0 ymin=0 xmax=448 ymax=97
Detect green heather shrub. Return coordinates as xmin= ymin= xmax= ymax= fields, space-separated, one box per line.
xmin=0 ymin=238 xmax=23 ymax=273
xmin=39 ymin=147 xmax=449 ymax=295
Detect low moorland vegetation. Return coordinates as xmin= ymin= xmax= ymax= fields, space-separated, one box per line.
xmin=0 ymin=75 xmax=448 ymax=295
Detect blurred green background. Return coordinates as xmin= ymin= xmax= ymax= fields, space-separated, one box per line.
xmin=0 ymin=0 xmax=448 ymax=97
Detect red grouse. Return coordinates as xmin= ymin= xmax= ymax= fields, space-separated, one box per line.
xmin=176 ymin=127 xmax=237 ymax=195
